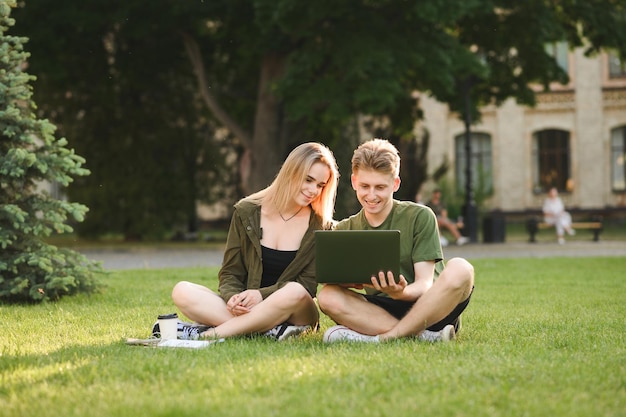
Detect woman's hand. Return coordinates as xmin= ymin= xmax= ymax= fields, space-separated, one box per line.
xmin=227 ymin=289 xmax=263 ymax=316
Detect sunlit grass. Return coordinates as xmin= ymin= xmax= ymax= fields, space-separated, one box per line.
xmin=1 ymin=258 xmax=624 ymax=417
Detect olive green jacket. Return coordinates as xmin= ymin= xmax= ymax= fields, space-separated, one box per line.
xmin=217 ymin=199 xmax=323 ymax=303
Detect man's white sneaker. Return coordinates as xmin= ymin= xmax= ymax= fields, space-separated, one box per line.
xmin=323 ymin=325 xmax=380 ymax=343
xmin=456 ymin=236 xmax=470 ymax=246
xmin=418 ymin=324 xmax=456 ymax=342
xmin=264 ymin=323 xmax=312 ymax=341
xmin=558 ymin=237 xmax=565 ymax=245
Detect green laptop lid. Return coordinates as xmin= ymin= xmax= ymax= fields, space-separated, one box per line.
xmin=315 ymin=230 xmax=401 ymax=284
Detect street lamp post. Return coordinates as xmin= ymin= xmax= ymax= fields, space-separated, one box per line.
xmin=462 ymin=76 xmax=478 ymax=243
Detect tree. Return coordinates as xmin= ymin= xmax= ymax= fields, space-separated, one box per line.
xmin=182 ymin=0 xmax=478 ymax=193
xmin=0 ymin=1 xmax=102 ymax=302
xmin=176 ymin=0 xmax=626 ymax=194
xmin=438 ymin=1 xmax=626 ymax=118
xmin=13 ymin=0 xmax=238 ymax=239
xmin=14 ymin=0 xmax=626 ymax=233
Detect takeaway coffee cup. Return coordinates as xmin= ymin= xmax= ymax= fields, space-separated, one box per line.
xmin=157 ymin=313 xmax=178 ymax=340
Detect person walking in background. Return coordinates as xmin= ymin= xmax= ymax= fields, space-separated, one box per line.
xmin=317 ymin=139 xmax=475 ymax=343
xmin=543 ymin=187 xmax=575 ymax=244
xmin=165 ymin=142 xmax=339 ymax=341
xmin=426 ymin=189 xmax=469 ymax=246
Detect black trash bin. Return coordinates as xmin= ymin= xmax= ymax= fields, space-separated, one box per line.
xmin=482 ymin=213 xmax=506 ymax=243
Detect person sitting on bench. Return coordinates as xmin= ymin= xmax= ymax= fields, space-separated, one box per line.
xmin=542 ymin=187 xmax=575 ymax=244
xmin=426 ymin=189 xmax=469 ymax=246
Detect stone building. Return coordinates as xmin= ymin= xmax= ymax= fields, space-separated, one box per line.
xmin=421 ymin=47 xmax=626 ymax=214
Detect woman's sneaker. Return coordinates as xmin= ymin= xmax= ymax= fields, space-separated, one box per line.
xmin=264 ymin=323 xmax=312 ymax=341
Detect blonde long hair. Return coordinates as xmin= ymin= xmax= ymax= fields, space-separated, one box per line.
xmin=246 ymin=142 xmax=339 ymax=225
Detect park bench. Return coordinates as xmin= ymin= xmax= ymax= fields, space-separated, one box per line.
xmin=526 ymin=216 xmax=603 ymax=242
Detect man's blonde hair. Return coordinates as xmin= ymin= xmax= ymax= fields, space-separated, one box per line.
xmin=351 ymin=138 xmax=400 ymax=177
xmin=247 ymin=142 xmax=339 ymax=226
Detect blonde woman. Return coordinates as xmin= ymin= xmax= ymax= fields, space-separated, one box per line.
xmin=168 ymin=142 xmax=339 ymax=341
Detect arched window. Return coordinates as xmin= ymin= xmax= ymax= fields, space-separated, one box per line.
xmin=532 ymin=129 xmax=571 ymax=193
xmin=454 ymin=132 xmax=492 ymax=195
xmin=611 ymin=126 xmax=626 ymax=192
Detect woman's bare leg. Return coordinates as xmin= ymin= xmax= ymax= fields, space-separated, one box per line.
xmin=171 ymin=281 xmax=233 ymax=325
xmin=203 ymin=282 xmax=319 ymax=339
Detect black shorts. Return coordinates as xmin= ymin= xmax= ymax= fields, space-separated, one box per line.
xmin=363 ymin=286 xmax=473 ymax=332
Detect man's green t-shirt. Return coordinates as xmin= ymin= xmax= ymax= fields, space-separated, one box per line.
xmin=336 ymin=200 xmax=444 ymax=295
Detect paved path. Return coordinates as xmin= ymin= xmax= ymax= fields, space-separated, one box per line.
xmin=444 ymin=240 xmax=626 ymax=260
xmin=79 ymin=240 xmax=626 ymax=271
xmin=79 ymin=247 xmax=224 ymax=270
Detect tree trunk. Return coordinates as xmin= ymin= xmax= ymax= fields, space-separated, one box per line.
xmin=247 ymin=53 xmax=287 ymax=193
xmin=182 ymin=34 xmax=288 ymax=195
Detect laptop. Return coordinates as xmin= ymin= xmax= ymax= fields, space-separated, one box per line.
xmin=315 ymin=230 xmax=401 ymax=284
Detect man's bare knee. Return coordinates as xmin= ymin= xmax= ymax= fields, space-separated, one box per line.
xmin=317 ymin=285 xmax=343 ymax=315
xmin=442 ymin=257 xmax=474 ymax=292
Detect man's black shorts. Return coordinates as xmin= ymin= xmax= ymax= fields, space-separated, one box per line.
xmin=363 ymin=286 xmax=473 ymax=332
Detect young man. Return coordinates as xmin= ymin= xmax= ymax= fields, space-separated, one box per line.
xmin=317 ymin=139 xmax=474 ymax=343
xmin=426 ymin=188 xmax=469 ymax=246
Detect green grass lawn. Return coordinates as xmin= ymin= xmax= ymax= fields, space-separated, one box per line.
xmin=1 ymin=258 xmax=624 ymax=417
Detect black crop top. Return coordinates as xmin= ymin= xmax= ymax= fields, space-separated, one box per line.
xmin=261 ymin=245 xmax=297 ymax=288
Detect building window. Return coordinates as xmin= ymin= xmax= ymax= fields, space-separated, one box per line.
xmin=611 ymin=126 xmax=626 ymax=192
xmin=545 ymin=41 xmax=569 ymax=73
xmin=455 ymin=132 xmax=493 ymax=196
xmin=608 ymin=51 xmax=626 ymax=79
xmin=532 ymin=129 xmax=571 ymax=193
